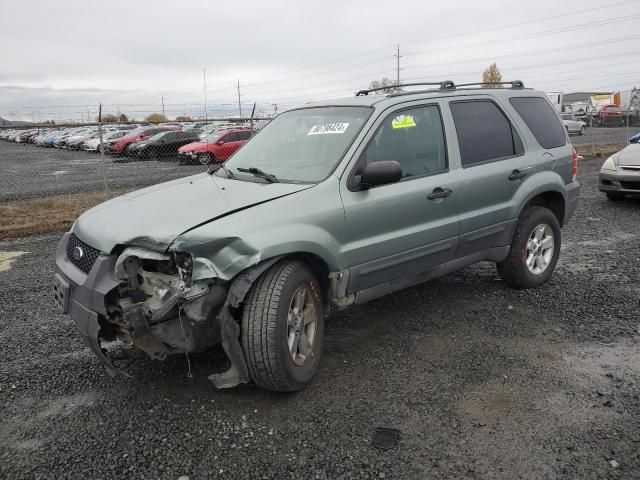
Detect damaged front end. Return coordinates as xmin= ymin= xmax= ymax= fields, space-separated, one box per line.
xmin=54 ymin=233 xmax=279 ymax=388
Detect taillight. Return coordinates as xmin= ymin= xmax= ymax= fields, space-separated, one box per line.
xmin=572 ymin=147 xmax=578 ymax=181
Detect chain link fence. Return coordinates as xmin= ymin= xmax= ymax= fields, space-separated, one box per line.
xmin=1 ymin=102 xmax=639 ymax=238
xmin=0 ymin=111 xmax=272 ymax=238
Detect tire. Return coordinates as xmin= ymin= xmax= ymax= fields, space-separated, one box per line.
xmin=241 ymin=260 xmax=324 ymax=392
xmin=606 ymin=192 xmax=626 ymax=201
xmin=579 ymin=125 xmax=586 ymax=136
xmin=497 ymin=206 xmax=561 ymax=289
xmin=198 ymin=153 xmax=214 ymax=165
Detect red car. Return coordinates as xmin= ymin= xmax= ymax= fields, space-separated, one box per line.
xmin=108 ymin=126 xmax=181 ymax=156
xmin=178 ymin=128 xmax=253 ymax=165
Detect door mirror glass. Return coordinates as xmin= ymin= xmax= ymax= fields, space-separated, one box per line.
xmin=360 ymin=161 xmax=402 ymax=188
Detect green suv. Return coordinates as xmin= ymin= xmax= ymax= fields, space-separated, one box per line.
xmin=54 ymin=81 xmax=580 ymax=391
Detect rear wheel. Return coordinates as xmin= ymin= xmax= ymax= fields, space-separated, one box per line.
xmin=606 ymin=192 xmax=626 ymax=201
xmin=241 ymin=260 xmax=324 ymax=392
xmin=497 ymin=206 xmax=561 ymax=289
xmin=579 ymin=125 xmax=586 ymax=136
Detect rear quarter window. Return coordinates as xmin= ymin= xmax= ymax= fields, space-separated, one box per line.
xmin=509 ymin=97 xmax=567 ymax=149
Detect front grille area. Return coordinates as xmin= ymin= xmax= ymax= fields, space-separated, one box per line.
xmin=620 ymin=181 xmax=640 ymax=191
xmin=66 ymin=233 xmax=101 ymax=274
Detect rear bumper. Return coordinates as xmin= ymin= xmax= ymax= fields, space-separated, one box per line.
xmin=53 ymin=233 xmax=123 ymax=375
xmin=564 ymin=181 xmax=581 ymax=225
xmin=599 ymin=170 xmax=640 ymax=193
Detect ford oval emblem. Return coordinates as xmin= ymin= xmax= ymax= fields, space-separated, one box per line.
xmin=72 ymin=246 xmax=84 ymax=261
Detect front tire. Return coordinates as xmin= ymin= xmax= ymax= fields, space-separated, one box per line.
xmin=198 ymin=153 xmax=214 ymax=165
xmin=606 ymin=192 xmax=626 ymax=201
xmin=241 ymin=260 xmax=324 ymax=392
xmin=497 ymin=206 xmax=561 ymax=289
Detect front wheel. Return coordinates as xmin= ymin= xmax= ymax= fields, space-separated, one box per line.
xmin=241 ymin=260 xmax=324 ymax=392
xmin=198 ymin=153 xmax=214 ymax=165
xmin=606 ymin=192 xmax=626 ymax=201
xmin=497 ymin=206 xmax=561 ymax=289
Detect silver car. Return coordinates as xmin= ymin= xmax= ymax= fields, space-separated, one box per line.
xmin=561 ymin=113 xmax=586 ymax=136
xmin=600 ymin=143 xmax=640 ymax=200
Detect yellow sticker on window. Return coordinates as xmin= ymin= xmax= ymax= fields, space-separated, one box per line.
xmin=391 ymin=115 xmax=416 ymax=129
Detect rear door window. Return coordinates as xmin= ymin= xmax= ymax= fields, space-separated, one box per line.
xmin=450 ymin=100 xmax=523 ymax=167
xmin=509 ymin=97 xmax=567 ymax=149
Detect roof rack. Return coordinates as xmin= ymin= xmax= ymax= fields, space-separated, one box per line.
xmin=355 ymin=80 xmax=525 ymax=97
xmin=454 ymin=80 xmax=525 ymax=89
xmin=355 ymin=80 xmax=455 ymax=96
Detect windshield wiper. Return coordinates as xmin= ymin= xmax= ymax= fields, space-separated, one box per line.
xmin=208 ymin=162 xmax=237 ymax=179
xmin=237 ymin=167 xmax=279 ymax=183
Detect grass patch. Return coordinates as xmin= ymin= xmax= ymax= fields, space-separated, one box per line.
xmin=575 ymin=144 xmax=622 ymax=159
xmin=0 ymin=190 xmax=127 ymax=239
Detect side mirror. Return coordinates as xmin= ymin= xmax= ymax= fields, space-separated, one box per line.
xmin=359 ymin=161 xmax=402 ymax=189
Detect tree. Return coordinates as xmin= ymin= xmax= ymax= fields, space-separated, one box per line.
xmin=482 ymin=63 xmax=502 ymax=87
xmin=118 ymin=113 xmax=129 ymax=122
xmin=368 ymin=77 xmax=402 ymax=94
xmin=101 ymin=113 xmax=121 ymax=123
xmin=175 ymin=115 xmax=192 ymax=122
xmin=145 ymin=113 xmax=168 ymax=123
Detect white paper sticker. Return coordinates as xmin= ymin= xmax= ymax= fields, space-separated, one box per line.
xmin=307 ymin=123 xmax=350 ymax=135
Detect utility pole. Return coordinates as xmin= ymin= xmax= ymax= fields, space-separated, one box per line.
xmin=394 ymin=44 xmax=402 ymax=86
xmin=161 ymin=95 xmax=165 ymax=116
xmin=237 ymin=80 xmax=242 ymax=118
xmin=203 ymin=68 xmax=208 ymax=124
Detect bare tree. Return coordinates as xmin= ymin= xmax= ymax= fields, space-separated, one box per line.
xmin=368 ymin=77 xmax=402 ymax=94
xmin=482 ymin=63 xmax=503 ymax=87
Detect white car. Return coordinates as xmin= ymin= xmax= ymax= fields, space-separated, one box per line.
xmin=561 ymin=113 xmax=587 ymax=136
xmin=82 ymin=130 xmax=127 ymax=152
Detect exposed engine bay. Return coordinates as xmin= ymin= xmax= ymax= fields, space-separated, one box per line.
xmin=93 ymin=247 xmax=282 ymax=389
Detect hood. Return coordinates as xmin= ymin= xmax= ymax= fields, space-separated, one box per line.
xmin=179 ymin=141 xmax=208 ymax=153
xmin=615 ymin=144 xmax=640 ymax=167
xmin=73 ymin=173 xmax=313 ymax=253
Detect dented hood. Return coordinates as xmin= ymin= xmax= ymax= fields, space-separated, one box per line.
xmin=73 ymin=173 xmax=312 ymax=253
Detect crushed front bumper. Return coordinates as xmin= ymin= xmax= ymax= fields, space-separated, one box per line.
xmin=53 ymin=232 xmax=123 ymax=375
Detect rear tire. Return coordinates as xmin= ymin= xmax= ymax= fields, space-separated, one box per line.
xmin=579 ymin=125 xmax=586 ymax=136
xmin=606 ymin=192 xmax=626 ymax=201
xmin=497 ymin=206 xmax=561 ymax=289
xmin=241 ymin=260 xmax=324 ymax=392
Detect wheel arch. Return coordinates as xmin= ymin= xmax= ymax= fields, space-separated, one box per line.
xmin=519 ymin=190 xmax=566 ymax=226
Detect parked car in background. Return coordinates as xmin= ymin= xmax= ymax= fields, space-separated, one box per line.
xmin=82 ymin=130 xmax=127 ymax=152
xmin=629 ymin=132 xmax=640 ymax=144
xmin=590 ymin=105 xmax=624 ymax=127
xmin=127 ymin=130 xmax=201 ymax=159
xmin=560 ymin=113 xmax=586 ymax=135
xmin=178 ymin=128 xmax=253 ymax=164
xmin=600 ymin=143 xmax=640 ymax=200
xmin=107 ymin=126 xmax=181 ymax=156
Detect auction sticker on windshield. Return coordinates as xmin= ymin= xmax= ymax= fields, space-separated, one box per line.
xmin=392 ymin=115 xmax=416 ymax=129
xmin=307 ymin=123 xmax=350 ymax=135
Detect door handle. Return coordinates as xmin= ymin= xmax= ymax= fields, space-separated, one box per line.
xmin=427 ymin=187 xmax=452 ymax=200
xmin=508 ymin=169 xmax=528 ymax=181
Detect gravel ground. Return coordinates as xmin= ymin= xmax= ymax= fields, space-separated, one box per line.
xmin=0 ymin=142 xmax=203 ymax=201
xmin=1 ymin=158 xmax=640 ymax=479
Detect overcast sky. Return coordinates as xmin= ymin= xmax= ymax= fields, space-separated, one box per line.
xmin=1 ymin=0 xmax=639 ymax=121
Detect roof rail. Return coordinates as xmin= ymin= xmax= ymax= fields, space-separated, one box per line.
xmin=355 ymin=80 xmax=456 ymax=96
xmin=454 ymin=80 xmax=525 ymax=89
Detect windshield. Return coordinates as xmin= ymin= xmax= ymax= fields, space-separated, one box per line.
xmin=221 ymin=106 xmax=372 ymax=182
xmin=124 ymin=127 xmax=145 ymax=138
xmin=202 ymin=132 xmax=221 ymax=143
xmin=148 ymin=132 xmax=169 ymax=141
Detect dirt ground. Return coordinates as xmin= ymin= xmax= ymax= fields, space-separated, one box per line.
xmin=1 ymin=157 xmax=639 ymax=479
